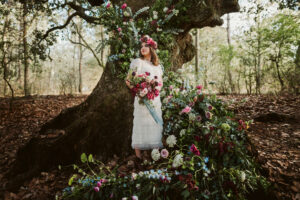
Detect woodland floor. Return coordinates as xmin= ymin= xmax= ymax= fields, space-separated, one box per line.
xmin=0 ymin=94 xmax=299 ymax=200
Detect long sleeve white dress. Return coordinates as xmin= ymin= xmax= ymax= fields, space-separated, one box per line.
xmin=128 ymin=57 xmax=164 ymax=150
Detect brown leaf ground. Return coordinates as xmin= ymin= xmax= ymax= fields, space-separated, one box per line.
xmin=0 ymin=94 xmax=299 ymax=199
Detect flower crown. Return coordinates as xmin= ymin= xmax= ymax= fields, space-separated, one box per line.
xmin=140 ymin=35 xmax=158 ymax=50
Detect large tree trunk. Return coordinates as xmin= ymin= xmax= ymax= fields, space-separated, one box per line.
xmin=5 ymin=0 xmax=240 ymax=191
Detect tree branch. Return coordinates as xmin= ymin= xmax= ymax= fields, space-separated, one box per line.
xmin=39 ymin=12 xmax=79 ymax=43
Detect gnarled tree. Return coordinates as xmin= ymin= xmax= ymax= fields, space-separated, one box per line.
xmin=5 ymin=0 xmax=239 ymax=191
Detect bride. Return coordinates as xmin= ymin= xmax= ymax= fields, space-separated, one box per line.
xmin=125 ymin=35 xmax=164 ymax=164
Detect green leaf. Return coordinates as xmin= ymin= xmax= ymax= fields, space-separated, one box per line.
xmin=181 ymin=190 xmax=190 ymax=198
xmin=81 ymin=153 xmax=87 ymax=163
xmin=68 ymin=174 xmax=77 ymax=186
xmin=88 ymin=154 xmax=94 ymax=163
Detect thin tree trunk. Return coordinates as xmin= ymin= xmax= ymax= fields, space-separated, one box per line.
xmin=195 ymin=29 xmax=199 ymax=84
xmin=78 ymin=21 xmax=83 ymax=93
xmin=23 ymin=3 xmax=30 ymax=96
xmin=226 ymin=14 xmax=234 ymax=93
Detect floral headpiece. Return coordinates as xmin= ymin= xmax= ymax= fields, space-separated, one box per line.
xmin=140 ymin=35 xmax=158 ymax=50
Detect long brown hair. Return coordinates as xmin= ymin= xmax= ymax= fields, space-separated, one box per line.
xmin=139 ymin=43 xmax=160 ymax=66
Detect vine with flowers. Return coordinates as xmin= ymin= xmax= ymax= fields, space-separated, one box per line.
xmin=92 ymin=0 xmax=200 ymax=80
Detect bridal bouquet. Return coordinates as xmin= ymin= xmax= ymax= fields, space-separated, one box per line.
xmin=127 ymin=69 xmax=163 ymax=127
xmin=127 ymin=69 xmax=162 ymax=105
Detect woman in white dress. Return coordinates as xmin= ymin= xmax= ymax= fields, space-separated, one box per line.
xmin=125 ymin=35 xmax=164 ymax=162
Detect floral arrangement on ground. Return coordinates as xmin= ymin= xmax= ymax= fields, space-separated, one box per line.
xmin=59 ymin=71 xmax=272 ymax=200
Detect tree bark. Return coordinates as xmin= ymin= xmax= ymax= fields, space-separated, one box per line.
xmin=5 ymin=0 xmax=240 ymax=191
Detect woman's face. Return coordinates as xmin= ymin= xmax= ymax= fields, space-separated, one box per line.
xmin=141 ymin=42 xmax=151 ymax=56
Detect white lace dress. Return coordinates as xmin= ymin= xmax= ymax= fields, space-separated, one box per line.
xmin=128 ymin=58 xmax=164 ymax=150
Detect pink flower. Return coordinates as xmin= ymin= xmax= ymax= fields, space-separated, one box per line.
xmin=169 ymin=85 xmax=173 ymax=90
xmin=188 ymin=102 xmax=195 ymax=107
xmin=151 ymin=20 xmax=158 ymax=27
xmin=196 ymin=115 xmax=202 ymax=122
xmin=154 ymin=89 xmax=160 ymax=96
xmin=147 ymin=92 xmax=154 ymax=100
xmin=207 ymin=105 xmax=213 ymax=110
xmin=180 ymin=106 xmax=191 ymax=114
xmin=121 ymin=3 xmax=127 ymax=9
xmin=196 ymin=85 xmax=203 ymax=90
xmin=205 ymin=111 xmax=212 ymax=119
xmin=94 ymin=186 xmax=100 ymax=192
xmin=158 ymin=82 xmax=163 ymax=86
xmin=197 ymin=90 xmax=202 ymax=95
xmin=97 ymin=181 xmax=102 ymax=187
xmin=117 ymin=27 xmax=122 ymax=32
xmin=160 ymin=149 xmax=169 ymax=158
xmin=106 ymin=3 xmax=111 ymax=8
xmin=141 ymin=82 xmax=147 ymax=89
xmin=101 ymin=179 xmax=108 ymax=183
xmin=190 ymin=144 xmax=200 ymax=156
xmin=110 ymin=193 xmax=114 ymax=198
xmin=145 ymin=71 xmax=150 ymax=76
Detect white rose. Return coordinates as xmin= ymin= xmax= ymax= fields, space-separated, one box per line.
xmin=173 ymin=9 xmax=179 ymax=16
xmin=140 ymin=88 xmax=148 ymax=97
xmin=188 ymin=113 xmax=196 ymax=121
xmin=163 ymin=7 xmax=168 ymax=12
xmin=172 ymin=154 xmax=183 ymax=168
xmin=153 ymin=15 xmax=158 ymax=19
xmin=153 ymin=11 xmax=158 ymax=16
xmin=160 ymin=90 xmax=166 ymax=97
xmin=151 ymin=149 xmax=160 ymax=161
xmin=240 ymin=171 xmax=246 ymax=182
xmin=179 ymin=129 xmax=186 ymax=137
xmin=166 ymin=135 xmax=177 ymax=147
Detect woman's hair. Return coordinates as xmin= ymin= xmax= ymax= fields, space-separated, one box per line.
xmin=139 ymin=43 xmax=160 ymax=66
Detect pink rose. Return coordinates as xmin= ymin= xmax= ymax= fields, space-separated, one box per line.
xmin=121 ymin=3 xmax=127 ymax=9
xmin=158 ymin=82 xmax=163 ymax=86
xmin=196 ymin=85 xmax=203 ymax=90
xmin=106 ymin=3 xmax=111 ymax=8
xmin=190 ymin=144 xmax=200 ymax=156
xmin=147 ymin=92 xmax=154 ymax=100
xmin=154 ymin=89 xmax=160 ymax=96
xmin=117 ymin=27 xmax=122 ymax=32
xmin=180 ymin=106 xmax=191 ymax=114
xmin=97 ymin=181 xmax=102 ymax=187
xmin=141 ymin=82 xmax=147 ymax=89
xmin=197 ymin=90 xmax=201 ymax=95
xmin=94 ymin=186 xmax=100 ymax=192
xmin=160 ymin=149 xmax=169 ymax=158
xmin=169 ymin=85 xmax=173 ymax=90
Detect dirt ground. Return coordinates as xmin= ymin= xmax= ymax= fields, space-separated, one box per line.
xmin=0 ymin=94 xmax=299 ymax=200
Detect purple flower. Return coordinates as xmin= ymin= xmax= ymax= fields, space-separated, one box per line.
xmin=132 ymin=71 xmax=136 ymax=76
xmin=160 ymin=149 xmax=169 ymax=158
